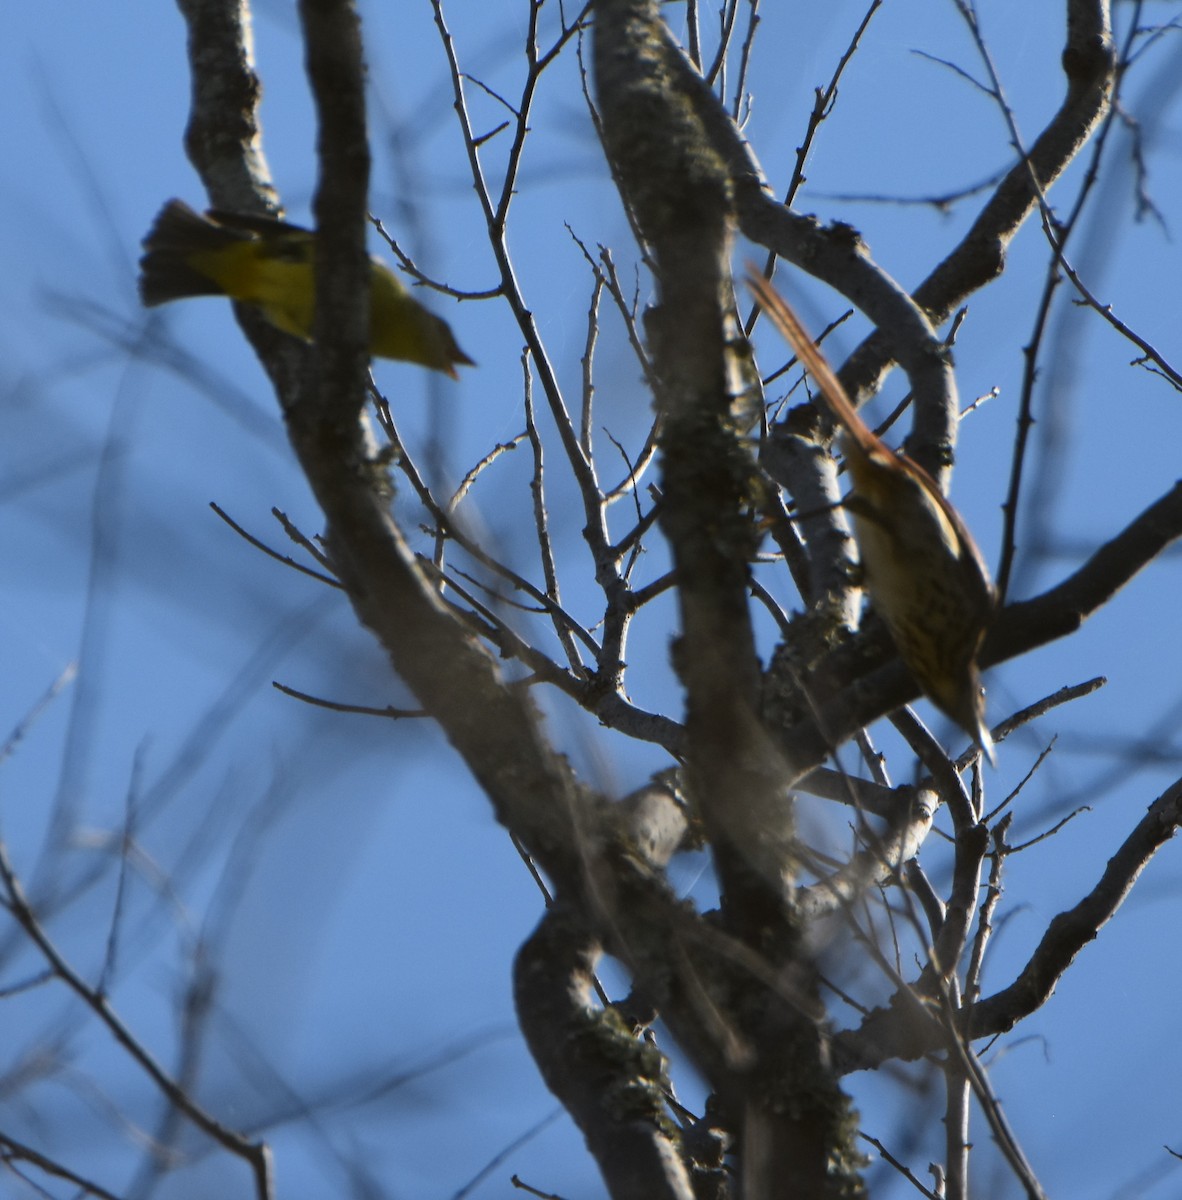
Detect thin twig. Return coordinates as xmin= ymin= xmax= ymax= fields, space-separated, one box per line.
xmin=271 ymin=681 xmax=426 ymax=719
xmin=449 ymin=434 xmax=528 ymax=512
xmin=0 ymin=839 xmax=274 ymax=1196
xmin=210 ymin=504 xmax=340 ymax=586
xmin=859 ymin=1132 xmax=940 ymax=1200
xmin=0 ymin=665 xmax=77 ymax=767
xmin=0 ymin=1131 xmax=124 ymax=1200
xmin=523 ymin=350 xmax=586 ymax=673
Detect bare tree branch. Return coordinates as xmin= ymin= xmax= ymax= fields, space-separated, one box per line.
xmin=515 ymin=907 xmax=697 ymax=1200
xmin=832 ymin=776 xmax=1182 ymax=1074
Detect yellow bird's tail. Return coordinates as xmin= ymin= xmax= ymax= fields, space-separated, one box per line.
xmin=139 ymin=200 xmax=251 ymax=307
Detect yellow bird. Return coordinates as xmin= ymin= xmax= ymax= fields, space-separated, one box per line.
xmin=139 ymin=200 xmax=474 ymax=377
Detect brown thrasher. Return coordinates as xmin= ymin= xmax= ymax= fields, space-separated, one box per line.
xmin=749 ymin=272 xmax=996 ymax=764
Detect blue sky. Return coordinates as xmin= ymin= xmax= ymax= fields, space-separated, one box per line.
xmin=2 ymin=2 xmax=1182 ymax=1198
